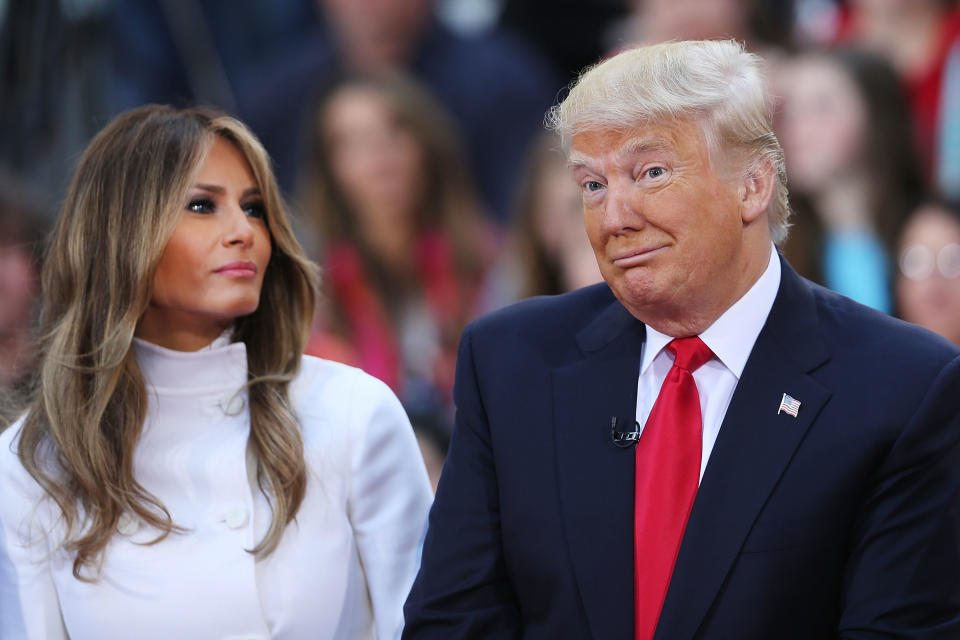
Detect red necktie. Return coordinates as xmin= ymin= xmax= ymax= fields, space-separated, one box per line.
xmin=634 ymin=336 xmax=714 ymax=640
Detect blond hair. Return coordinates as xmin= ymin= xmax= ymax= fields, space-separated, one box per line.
xmin=547 ymin=39 xmax=791 ymax=244
xmin=16 ymin=104 xmax=318 ymax=579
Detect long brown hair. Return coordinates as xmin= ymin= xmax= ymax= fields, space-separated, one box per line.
xmin=298 ymin=71 xmax=488 ymax=303
xmin=14 ymin=104 xmax=318 ymax=579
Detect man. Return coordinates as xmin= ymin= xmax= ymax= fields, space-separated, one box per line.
xmin=403 ymin=40 xmax=960 ymax=639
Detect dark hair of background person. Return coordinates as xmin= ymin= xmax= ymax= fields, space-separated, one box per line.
xmin=500 ymin=0 xmax=796 ymax=82
xmin=0 ymin=0 xmax=116 ymax=205
xmin=783 ymin=45 xmax=926 ymax=282
xmin=498 ymin=0 xmax=630 ymax=80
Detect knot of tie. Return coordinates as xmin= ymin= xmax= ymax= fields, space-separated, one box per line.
xmin=667 ymin=336 xmax=713 ymax=372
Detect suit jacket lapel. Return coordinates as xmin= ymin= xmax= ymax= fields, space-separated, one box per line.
xmin=553 ymin=299 xmax=645 ymax=640
xmin=655 ymin=258 xmax=833 ymax=640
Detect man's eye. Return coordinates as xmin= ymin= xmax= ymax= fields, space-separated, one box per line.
xmin=585 ymin=181 xmax=604 ymax=192
xmin=187 ymin=198 xmax=215 ymax=214
xmin=646 ymin=167 xmax=666 ymax=179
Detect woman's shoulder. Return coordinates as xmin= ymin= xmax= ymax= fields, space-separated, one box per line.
xmin=294 ymin=355 xmax=394 ymax=397
xmin=291 ymin=355 xmax=405 ymax=426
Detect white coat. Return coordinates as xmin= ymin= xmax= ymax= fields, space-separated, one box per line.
xmin=0 ymin=337 xmax=434 ymax=639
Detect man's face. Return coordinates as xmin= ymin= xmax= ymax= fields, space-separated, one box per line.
xmin=570 ymin=117 xmax=757 ymax=332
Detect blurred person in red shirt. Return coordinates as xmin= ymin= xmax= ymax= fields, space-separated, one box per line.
xmin=0 ymin=174 xmax=44 ymax=395
xmin=846 ymin=0 xmax=960 ymax=191
xmin=298 ymin=72 xmax=493 ymax=418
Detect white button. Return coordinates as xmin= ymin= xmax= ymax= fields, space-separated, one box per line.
xmin=117 ymin=513 xmax=139 ymax=536
xmin=224 ymin=506 xmax=249 ymax=529
xmin=219 ymin=394 xmax=245 ymax=415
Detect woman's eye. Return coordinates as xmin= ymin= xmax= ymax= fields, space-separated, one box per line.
xmin=243 ymin=201 xmax=266 ymax=219
xmin=187 ymin=197 xmax=215 ymax=214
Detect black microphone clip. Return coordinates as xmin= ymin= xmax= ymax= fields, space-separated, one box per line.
xmin=611 ymin=416 xmax=641 ymax=448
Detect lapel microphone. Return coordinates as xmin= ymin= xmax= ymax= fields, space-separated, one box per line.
xmin=611 ymin=416 xmax=641 ymax=448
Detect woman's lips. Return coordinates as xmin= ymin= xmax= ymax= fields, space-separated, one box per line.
xmin=214 ymin=260 xmax=258 ymax=278
xmin=611 ymin=245 xmax=666 ymax=268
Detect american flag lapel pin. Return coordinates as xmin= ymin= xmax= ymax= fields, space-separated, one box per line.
xmin=778 ymin=393 xmax=801 ymax=417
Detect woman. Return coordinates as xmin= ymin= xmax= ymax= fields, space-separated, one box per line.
xmin=488 ymin=133 xmax=602 ymax=306
xmin=779 ymin=47 xmax=924 ymax=313
xmin=298 ymin=72 xmax=493 ymax=416
xmin=895 ymin=199 xmax=960 ymax=347
xmin=0 ymin=105 xmax=432 ymax=639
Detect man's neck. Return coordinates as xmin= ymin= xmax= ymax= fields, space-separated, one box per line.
xmin=637 ymin=241 xmax=773 ymax=338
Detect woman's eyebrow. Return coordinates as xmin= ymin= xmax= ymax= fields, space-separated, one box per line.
xmin=191 ymin=184 xmax=262 ymax=198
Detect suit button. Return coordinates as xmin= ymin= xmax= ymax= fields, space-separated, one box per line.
xmin=117 ymin=513 xmax=139 ymax=536
xmin=224 ymin=506 xmax=249 ymax=529
xmin=219 ymin=394 xmax=245 ymax=415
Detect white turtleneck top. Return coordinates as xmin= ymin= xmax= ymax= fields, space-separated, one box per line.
xmin=0 ymin=339 xmax=433 ymax=639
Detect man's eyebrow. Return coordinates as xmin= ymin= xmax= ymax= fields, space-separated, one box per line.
xmin=618 ymin=137 xmax=673 ymax=157
xmin=567 ymin=137 xmax=674 ymax=170
xmin=567 ymin=154 xmax=595 ymax=171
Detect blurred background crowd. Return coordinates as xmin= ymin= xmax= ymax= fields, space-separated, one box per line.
xmin=3 ymin=0 xmax=960 ymax=488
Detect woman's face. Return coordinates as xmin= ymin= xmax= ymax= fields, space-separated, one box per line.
xmin=780 ymin=56 xmax=867 ymax=192
xmin=137 ymin=136 xmax=272 ymax=350
xmin=323 ymin=86 xmax=425 ymax=230
xmin=532 ymin=159 xmax=584 ymax=255
xmin=532 ymin=158 xmax=603 ymax=291
xmin=896 ymin=206 xmax=960 ymax=347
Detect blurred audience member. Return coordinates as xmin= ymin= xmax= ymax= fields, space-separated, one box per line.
xmin=298 ymin=72 xmax=492 ymax=420
xmin=110 ymin=0 xmax=318 ymax=115
xmin=0 ymin=172 xmax=45 ymax=394
xmin=896 ymin=200 xmax=960 ymax=346
xmin=486 ymin=134 xmax=602 ymax=307
xmin=611 ymin=0 xmax=795 ymax=53
xmin=243 ymin=0 xmax=560 ymax=222
xmin=846 ymin=0 xmax=960 ymax=188
xmin=779 ymin=47 xmax=924 ymax=313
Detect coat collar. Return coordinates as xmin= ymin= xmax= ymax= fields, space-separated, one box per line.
xmin=134 ymin=334 xmax=248 ymax=393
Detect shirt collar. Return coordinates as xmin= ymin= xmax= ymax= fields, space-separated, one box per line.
xmin=640 ymin=244 xmax=780 ymax=378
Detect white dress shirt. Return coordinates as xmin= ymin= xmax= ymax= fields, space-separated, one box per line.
xmin=636 ymin=245 xmax=781 ymax=482
xmin=0 ymin=338 xmax=433 ymax=639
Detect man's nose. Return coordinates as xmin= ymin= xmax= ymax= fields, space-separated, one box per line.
xmin=601 ymin=180 xmax=645 ymax=234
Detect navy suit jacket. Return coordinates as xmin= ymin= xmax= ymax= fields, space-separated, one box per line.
xmin=404 ymin=257 xmax=960 ymax=639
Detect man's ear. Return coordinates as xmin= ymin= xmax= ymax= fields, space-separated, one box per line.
xmin=740 ymin=157 xmax=776 ymax=224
